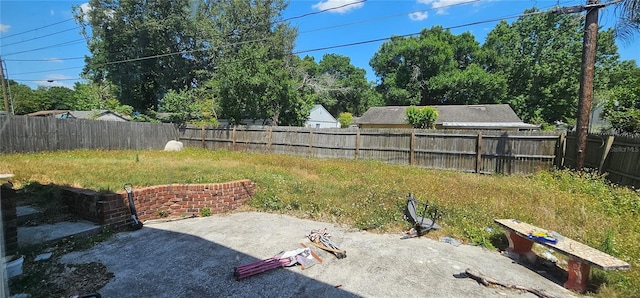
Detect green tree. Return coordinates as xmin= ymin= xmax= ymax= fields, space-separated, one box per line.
xmin=406 ymin=106 xmax=438 ymax=129
xmin=481 ymin=9 xmax=620 ymax=124
xmin=370 ymin=26 xmax=500 ymax=106
xmin=1 ymin=80 xmax=39 ymax=115
xmin=72 ymin=81 xmax=118 ymax=110
xmin=427 ymin=64 xmax=507 ymax=105
xmin=159 ymin=85 xmax=218 ymax=125
xmin=38 ymin=86 xmax=75 ymax=110
xmin=600 ymin=61 xmax=640 ymax=134
xmin=317 ymin=54 xmax=381 ymax=116
xmin=74 ymin=0 xmax=200 ymax=112
xmin=338 ymin=112 xmax=353 ymax=128
xmin=206 ymin=0 xmax=309 ymax=126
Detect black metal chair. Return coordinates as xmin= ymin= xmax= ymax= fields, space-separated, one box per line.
xmin=405 ymin=193 xmax=441 ymax=237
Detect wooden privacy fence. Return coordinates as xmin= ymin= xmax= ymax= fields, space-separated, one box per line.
xmin=2 ymin=116 xmax=638 ymax=186
xmin=563 ymin=132 xmax=640 ymax=188
xmin=179 ymin=125 xmax=561 ymax=175
xmin=0 ymin=115 xmax=179 ymax=153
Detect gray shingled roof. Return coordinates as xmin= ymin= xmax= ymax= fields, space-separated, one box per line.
xmin=357 ymin=104 xmax=525 ymax=125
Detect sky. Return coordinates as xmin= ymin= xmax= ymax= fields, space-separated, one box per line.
xmin=0 ymin=0 xmax=638 ymax=90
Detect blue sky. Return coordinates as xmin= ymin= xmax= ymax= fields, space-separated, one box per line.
xmin=1 ymin=0 xmax=638 ymax=90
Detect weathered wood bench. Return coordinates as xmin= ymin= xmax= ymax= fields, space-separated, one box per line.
xmin=494 ymin=219 xmax=630 ymax=293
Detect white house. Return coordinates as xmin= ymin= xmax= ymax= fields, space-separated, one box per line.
xmin=306 ymin=105 xmax=340 ymax=128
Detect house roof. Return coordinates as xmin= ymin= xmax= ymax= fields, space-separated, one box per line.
xmin=357 ymin=104 xmax=528 ymax=125
xmin=26 ymin=110 xmax=70 ymax=117
xmin=69 ymin=110 xmax=128 ymax=121
xmin=308 ymin=104 xmax=337 ymax=123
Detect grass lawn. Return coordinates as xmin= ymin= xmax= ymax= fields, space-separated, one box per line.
xmin=1 ymin=148 xmax=638 ymax=297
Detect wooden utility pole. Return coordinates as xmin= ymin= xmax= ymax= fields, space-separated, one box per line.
xmin=575 ymin=0 xmax=600 ymax=171
xmin=0 ymin=56 xmax=10 ymax=113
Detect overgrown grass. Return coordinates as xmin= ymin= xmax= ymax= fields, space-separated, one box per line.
xmin=1 ymin=148 xmax=638 ymax=296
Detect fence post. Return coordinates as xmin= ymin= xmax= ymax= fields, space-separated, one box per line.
xmin=476 ymin=132 xmax=483 ymax=174
xmin=268 ymin=126 xmax=273 ymax=153
xmin=232 ymin=126 xmax=236 ymax=151
xmin=599 ymin=135 xmax=615 ymax=174
xmin=410 ymin=130 xmax=415 ymax=165
xmin=555 ymin=133 xmax=566 ymax=168
xmin=355 ymin=129 xmax=360 ymax=160
xmin=308 ymin=129 xmax=313 ymax=157
xmin=201 ymin=126 xmax=206 ymax=149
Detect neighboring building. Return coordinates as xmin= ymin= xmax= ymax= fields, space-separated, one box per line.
xmin=357 ymin=104 xmax=539 ymax=131
xmin=216 ymin=105 xmax=339 ymax=128
xmin=305 ymin=105 xmax=339 ymax=128
xmin=26 ymin=110 xmax=72 ymax=118
xmin=68 ymin=110 xmax=128 ymax=122
xmin=27 ymin=110 xmax=128 ymax=122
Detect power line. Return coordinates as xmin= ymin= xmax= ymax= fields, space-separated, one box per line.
xmin=282 ymin=0 xmax=367 ymax=22
xmin=6 ymin=0 xmax=479 ymax=73
xmin=11 ymin=66 xmax=84 ymax=76
xmin=1 ymin=39 xmax=85 ymax=56
xmin=300 ymin=0 xmax=479 ymax=35
xmin=0 ymin=1 xmax=368 ymax=61
xmin=2 ymin=57 xmax=85 ymax=62
xmin=7 ymin=0 xmax=590 ymax=82
xmin=1 ymin=27 xmax=82 ymax=47
xmin=10 ymin=77 xmax=84 ymax=82
xmin=8 ymin=7 xmax=552 ymax=81
xmin=0 ymin=18 xmax=75 ymax=40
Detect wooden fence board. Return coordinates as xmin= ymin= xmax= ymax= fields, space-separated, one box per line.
xmin=0 ymin=115 xmax=177 ymax=152
xmin=3 ymin=115 xmax=639 ymax=187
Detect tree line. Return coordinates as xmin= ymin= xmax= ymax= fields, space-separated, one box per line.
xmin=2 ymin=1 xmax=639 ymax=133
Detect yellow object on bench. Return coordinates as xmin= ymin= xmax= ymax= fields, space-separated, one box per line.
xmin=494 ymin=219 xmax=630 ymax=293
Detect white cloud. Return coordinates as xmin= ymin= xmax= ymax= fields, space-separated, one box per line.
xmin=417 ymin=0 xmax=475 ymax=15
xmin=409 ymin=11 xmax=428 ymax=21
xmin=312 ymin=0 xmax=364 ymax=14
xmin=78 ymin=3 xmax=92 ymax=22
xmin=77 ymin=3 xmax=113 ymax=22
xmin=0 ymin=24 xmax=10 ymax=32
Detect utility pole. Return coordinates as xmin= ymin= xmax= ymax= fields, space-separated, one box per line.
xmin=552 ymin=0 xmax=604 ymax=170
xmin=575 ymin=0 xmax=600 ymax=171
xmin=0 ymin=56 xmax=9 ymax=113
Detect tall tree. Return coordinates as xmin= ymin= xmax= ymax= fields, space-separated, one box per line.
xmin=370 ymin=26 xmax=500 ymax=106
xmin=0 ymin=80 xmax=40 ymax=115
xmin=39 ymin=86 xmax=76 ymax=110
xmin=316 ymin=54 xmax=381 ymax=116
xmin=72 ymin=81 xmax=118 ymax=111
xmin=205 ymin=0 xmax=306 ymax=126
xmin=600 ymin=60 xmax=640 ymax=133
xmin=481 ymin=9 xmax=619 ymax=124
xmin=74 ymin=0 xmax=199 ymax=112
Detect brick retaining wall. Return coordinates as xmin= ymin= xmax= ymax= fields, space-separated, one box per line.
xmin=1 ymin=186 xmax=18 ymax=256
xmin=62 ymin=180 xmax=256 ymax=230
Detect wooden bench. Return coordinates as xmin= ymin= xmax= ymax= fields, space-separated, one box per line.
xmin=494 ymin=219 xmax=630 ymax=293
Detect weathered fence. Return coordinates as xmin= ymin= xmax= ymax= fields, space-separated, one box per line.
xmin=0 ymin=115 xmax=178 ymax=153
xmin=179 ymin=125 xmax=561 ymax=175
xmin=564 ymin=132 xmax=640 ymax=188
xmin=2 ymin=116 xmax=638 ymax=186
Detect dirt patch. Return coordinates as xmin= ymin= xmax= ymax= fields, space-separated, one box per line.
xmin=10 ymin=260 xmax=113 ymax=298
xmin=9 ymin=235 xmax=115 ymax=298
xmin=10 ymin=182 xmax=115 ymax=297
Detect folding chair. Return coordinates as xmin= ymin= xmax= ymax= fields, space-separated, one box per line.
xmin=404 ymin=193 xmax=441 ymax=237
